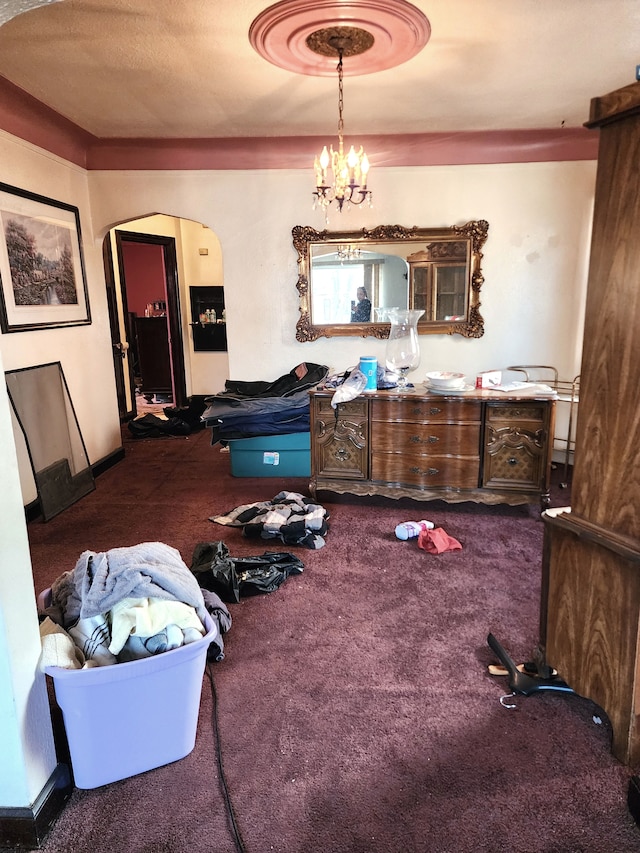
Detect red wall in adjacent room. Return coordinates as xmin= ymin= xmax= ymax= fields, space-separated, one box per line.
xmin=121 ymin=241 xmax=166 ymax=316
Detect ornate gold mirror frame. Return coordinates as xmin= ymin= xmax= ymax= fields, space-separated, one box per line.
xmin=293 ymin=220 xmax=489 ymax=341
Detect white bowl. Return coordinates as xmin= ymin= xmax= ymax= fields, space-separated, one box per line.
xmin=425 ymin=371 xmax=466 ymax=390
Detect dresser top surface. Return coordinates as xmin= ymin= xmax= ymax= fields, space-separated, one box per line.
xmin=310 ymin=385 xmax=557 ymax=402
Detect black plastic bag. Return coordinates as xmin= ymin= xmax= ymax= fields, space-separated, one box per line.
xmin=190 ymin=541 xmax=304 ymax=603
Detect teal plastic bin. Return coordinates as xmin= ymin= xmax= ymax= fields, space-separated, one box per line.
xmin=228 ymin=432 xmax=310 ymax=477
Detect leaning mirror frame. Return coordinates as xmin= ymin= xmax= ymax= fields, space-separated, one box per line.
xmin=293 ymin=220 xmax=489 ymax=341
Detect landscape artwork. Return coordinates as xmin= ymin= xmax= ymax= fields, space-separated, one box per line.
xmin=0 ymin=183 xmax=90 ymax=332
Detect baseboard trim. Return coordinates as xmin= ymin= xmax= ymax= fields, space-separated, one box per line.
xmin=0 ymin=763 xmax=72 ymax=850
xmin=23 ymin=445 xmax=125 ymax=522
xmin=91 ymin=444 xmax=126 ymax=478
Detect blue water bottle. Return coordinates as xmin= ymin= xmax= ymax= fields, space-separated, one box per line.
xmin=359 ymin=356 xmax=377 ymax=391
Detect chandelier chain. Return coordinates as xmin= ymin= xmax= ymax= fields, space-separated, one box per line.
xmin=337 ymin=51 xmax=344 ymax=147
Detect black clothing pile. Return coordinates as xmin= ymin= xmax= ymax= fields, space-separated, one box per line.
xmin=191 ymin=541 xmax=304 ymax=604
xmin=128 ymin=397 xmax=208 ymax=439
xmin=128 ymin=413 xmax=192 ymax=439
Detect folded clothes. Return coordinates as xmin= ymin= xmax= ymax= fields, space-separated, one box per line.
xmin=209 ymin=407 xmax=310 ymax=444
xmin=220 ymin=362 xmax=328 ymax=399
xmin=202 ymin=388 xmax=311 ymax=423
xmin=417 ymin=527 xmax=462 ymax=554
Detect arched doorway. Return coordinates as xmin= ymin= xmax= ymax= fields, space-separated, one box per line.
xmin=102 ymin=214 xmax=228 ymax=421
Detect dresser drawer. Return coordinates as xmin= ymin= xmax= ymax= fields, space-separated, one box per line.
xmin=485 ymin=402 xmax=547 ymax=426
xmin=313 ymin=396 xmax=368 ymax=420
xmin=372 ymin=421 xmax=480 ymax=456
xmin=371 ymin=452 xmax=480 ymax=489
xmin=372 ymin=398 xmax=481 ymax=424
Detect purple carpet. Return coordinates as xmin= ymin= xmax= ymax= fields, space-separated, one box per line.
xmin=25 ymin=427 xmax=639 ymax=852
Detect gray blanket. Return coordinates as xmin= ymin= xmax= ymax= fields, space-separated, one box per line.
xmin=51 ymin=541 xmax=207 ymax=625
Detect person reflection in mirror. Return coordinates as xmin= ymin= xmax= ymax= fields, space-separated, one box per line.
xmin=350 ymin=286 xmax=372 ymax=322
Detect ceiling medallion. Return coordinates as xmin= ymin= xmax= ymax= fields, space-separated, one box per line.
xmin=305 ymin=26 xmax=374 ymax=58
xmin=249 ymin=0 xmax=431 ymax=77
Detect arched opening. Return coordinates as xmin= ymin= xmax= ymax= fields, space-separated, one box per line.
xmin=102 ymin=214 xmax=229 ymax=421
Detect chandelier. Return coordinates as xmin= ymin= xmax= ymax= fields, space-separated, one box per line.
xmin=336 ymin=244 xmax=362 ymax=261
xmin=310 ymin=29 xmax=373 ymax=217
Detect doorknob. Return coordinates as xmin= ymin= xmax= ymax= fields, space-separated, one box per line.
xmin=113 ymin=341 xmax=129 ymax=359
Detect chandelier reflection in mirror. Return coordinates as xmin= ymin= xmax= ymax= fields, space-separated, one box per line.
xmin=336 ymin=244 xmax=362 ymax=261
xmin=309 ymin=27 xmax=373 ymax=219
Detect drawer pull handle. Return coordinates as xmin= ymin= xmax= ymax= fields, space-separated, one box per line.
xmin=411 ymin=466 xmax=440 ymax=476
xmin=409 ymin=435 xmax=439 ymax=444
xmin=429 ymin=407 xmax=442 ymax=415
xmin=508 ymin=457 xmax=519 ymax=466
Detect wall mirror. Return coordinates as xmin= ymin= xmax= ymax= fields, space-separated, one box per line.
xmin=293 ymin=220 xmax=489 ymax=341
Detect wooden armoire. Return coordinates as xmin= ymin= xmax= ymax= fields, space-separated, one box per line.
xmin=541 ymin=81 xmax=640 ymax=766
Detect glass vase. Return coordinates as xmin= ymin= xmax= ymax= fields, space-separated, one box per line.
xmin=385 ymin=308 xmax=424 ymax=389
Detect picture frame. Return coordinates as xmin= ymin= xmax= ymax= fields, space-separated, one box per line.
xmin=0 ymin=182 xmax=91 ymax=333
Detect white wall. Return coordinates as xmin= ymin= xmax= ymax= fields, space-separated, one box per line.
xmin=0 ymin=346 xmax=57 ymax=808
xmin=0 ymin=130 xmax=122 ymax=504
xmin=89 ymin=161 xmax=595 ymax=390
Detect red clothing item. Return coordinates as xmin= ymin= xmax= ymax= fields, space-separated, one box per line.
xmin=417 ymin=527 xmax=462 ymax=554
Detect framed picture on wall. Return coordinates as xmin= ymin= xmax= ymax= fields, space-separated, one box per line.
xmin=0 ymin=182 xmax=91 ymax=333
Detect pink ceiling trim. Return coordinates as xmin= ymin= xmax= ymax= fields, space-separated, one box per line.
xmin=85 ymin=129 xmax=597 ymax=171
xmin=248 ymin=0 xmax=431 ymax=76
xmin=0 ymin=74 xmax=598 ymax=171
xmin=0 ymin=75 xmax=92 ymax=168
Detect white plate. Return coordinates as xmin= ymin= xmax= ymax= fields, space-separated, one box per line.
xmin=424 ymin=382 xmax=475 ymax=395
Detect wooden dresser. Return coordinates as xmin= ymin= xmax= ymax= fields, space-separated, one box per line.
xmin=309 ymin=388 xmax=555 ymax=508
xmin=541 ymin=82 xmax=640 ymax=766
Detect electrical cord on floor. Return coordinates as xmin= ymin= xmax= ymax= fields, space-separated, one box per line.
xmin=205 ymin=662 xmax=247 ymax=853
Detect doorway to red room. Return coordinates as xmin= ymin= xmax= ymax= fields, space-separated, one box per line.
xmin=104 ymin=229 xmax=186 ymax=420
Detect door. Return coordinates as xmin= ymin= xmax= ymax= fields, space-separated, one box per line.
xmin=104 ymin=229 xmax=187 ymax=419
xmin=103 ymin=236 xmax=131 ymax=419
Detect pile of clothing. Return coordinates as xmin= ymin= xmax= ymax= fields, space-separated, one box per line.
xmin=212 ymin=491 xmax=329 ymax=550
xmin=202 ymin=362 xmax=328 ymax=445
xmin=39 ymin=541 xmax=231 ymax=669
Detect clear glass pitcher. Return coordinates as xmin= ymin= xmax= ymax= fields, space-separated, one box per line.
xmin=385 ymin=308 xmax=425 ymax=388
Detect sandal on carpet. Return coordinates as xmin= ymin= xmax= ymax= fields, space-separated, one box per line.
xmin=486 ymin=633 xmax=573 ymax=696
xmin=487 ymin=662 xmax=558 ymax=677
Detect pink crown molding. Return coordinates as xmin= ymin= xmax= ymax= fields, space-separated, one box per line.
xmin=84 ymin=129 xmax=597 ymax=171
xmin=0 ymin=74 xmax=598 ymax=171
xmin=0 ymin=74 xmax=93 ymax=168
xmin=248 ymin=0 xmax=431 ymax=76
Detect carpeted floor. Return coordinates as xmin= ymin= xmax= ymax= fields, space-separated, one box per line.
xmin=25 ymin=427 xmax=640 ymax=853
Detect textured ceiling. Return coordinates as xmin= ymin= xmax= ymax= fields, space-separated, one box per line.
xmin=0 ymin=0 xmax=638 ymax=140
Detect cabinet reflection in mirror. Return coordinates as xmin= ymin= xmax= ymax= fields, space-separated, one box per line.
xmin=293 ymin=221 xmax=489 ymax=341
